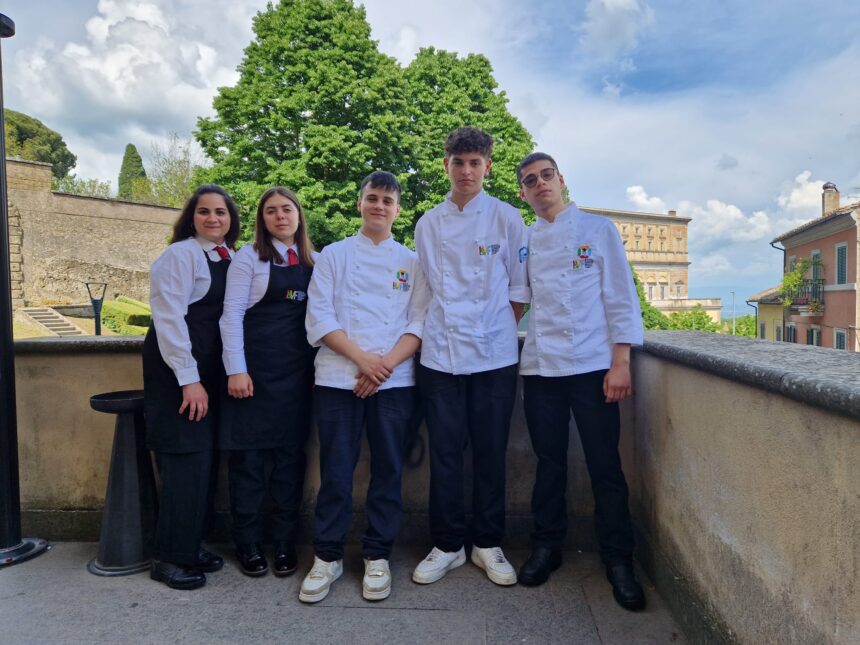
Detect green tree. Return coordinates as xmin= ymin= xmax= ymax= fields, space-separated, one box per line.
xmin=131 ymin=134 xmax=201 ymax=207
xmin=4 ymin=109 xmax=76 ymax=179
xmin=630 ymin=264 xmax=671 ymax=330
xmin=196 ymin=0 xmax=411 ymax=247
xmin=118 ymin=143 xmax=146 ymax=200
xmin=51 ymin=175 xmax=111 ymax=198
xmin=669 ymin=305 xmax=721 ymax=332
xmin=401 ymin=48 xmax=535 ymax=238
xmin=732 ymin=314 xmax=756 ymax=337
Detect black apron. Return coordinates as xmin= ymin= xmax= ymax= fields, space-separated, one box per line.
xmin=219 ymin=259 xmax=315 ymax=450
xmin=144 ymin=249 xmax=228 ymax=453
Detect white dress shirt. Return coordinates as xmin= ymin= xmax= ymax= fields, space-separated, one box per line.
xmin=220 ymin=240 xmax=302 ymax=375
xmin=149 ymin=235 xmax=234 ymax=386
xmin=306 ymin=232 xmax=430 ymax=390
xmin=520 ymin=204 xmax=644 ymax=377
xmin=415 ymin=190 xmax=530 ymax=375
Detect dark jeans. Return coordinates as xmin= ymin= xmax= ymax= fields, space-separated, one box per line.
xmin=228 ymin=444 xmax=306 ymax=545
xmin=522 ymin=371 xmax=635 ymax=565
xmin=154 ymin=450 xmax=214 ymax=566
xmin=418 ymin=363 xmax=518 ymax=552
xmin=313 ymin=386 xmax=415 ymax=561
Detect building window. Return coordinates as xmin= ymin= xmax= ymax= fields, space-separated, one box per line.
xmin=676 ymin=237 xmax=683 ymax=252
xmin=659 ymin=240 xmax=665 ymax=251
xmin=760 ymin=322 xmax=766 ymax=339
xmin=635 ymin=239 xmax=640 ymax=250
xmin=835 ymin=329 xmax=847 ymax=350
xmin=675 ymin=284 xmax=682 ymax=297
xmin=776 ymin=326 xmax=782 ymax=342
xmin=806 ymin=327 xmax=821 ymax=347
xmin=647 ymin=285 xmax=654 ymax=300
xmin=811 ymin=250 xmax=821 ymax=280
xmin=659 ymin=284 xmax=666 ymax=299
xmin=786 ymin=325 xmax=796 ymax=343
xmin=787 ymin=256 xmax=797 ymax=271
xmin=836 ymin=243 xmax=847 ymax=285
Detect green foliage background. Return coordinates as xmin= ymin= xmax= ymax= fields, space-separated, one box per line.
xmin=4 ymin=109 xmax=76 ymax=179
xmin=118 ymin=143 xmax=147 ymax=200
xmin=195 ymin=0 xmax=534 ymax=248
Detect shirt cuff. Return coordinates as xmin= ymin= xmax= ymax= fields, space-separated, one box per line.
xmin=404 ymin=320 xmax=425 ymax=340
xmin=307 ymin=321 xmax=343 ymax=348
xmin=175 ymin=366 xmax=201 ymax=387
xmin=509 ymin=286 xmax=531 ymax=304
xmin=223 ymin=352 xmax=248 ymax=375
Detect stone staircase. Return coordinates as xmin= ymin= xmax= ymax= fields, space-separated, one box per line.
xmin=17 ymin=307 xmax=86 ymax=337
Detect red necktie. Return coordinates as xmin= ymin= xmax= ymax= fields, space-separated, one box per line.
xmin=214 ymin=246 xmax=230 ymax=261
xmin=287 ymin=248 xmax=299 ymax=266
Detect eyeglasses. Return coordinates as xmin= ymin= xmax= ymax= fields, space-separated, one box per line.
xmin=520 ymin=167 xmax=557 ymax=188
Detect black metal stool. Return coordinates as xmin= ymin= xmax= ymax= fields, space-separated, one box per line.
xmin=87 ymin=390 xmax=157 ymax=576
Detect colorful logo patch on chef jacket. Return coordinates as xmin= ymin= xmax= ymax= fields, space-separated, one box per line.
xmin=572 ymin=259 xmax=594 ymax=270
xmin=577 ymin=245 xmax=592 ymax=259
xmin=392 ymin=269 xmax=411 ymax=291
xmin=477 ymin=243 xmax=501 ymax=256
xmin=285 ymin=289 xmax=307 ymax=301
xmin=518 ymin=246 xmax=528 ymax=263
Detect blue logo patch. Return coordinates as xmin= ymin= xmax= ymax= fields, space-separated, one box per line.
xmin=518 ymin=246 xmax=528 ymax=263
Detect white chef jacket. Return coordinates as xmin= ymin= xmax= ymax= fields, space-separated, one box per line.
xmin=520 ymin=204 xmax=643 ymax=377
xmin=220 ymin=240 xmax=306 ymax=375
xmin=306 ymin=232 xmax=430 ymax=390
xmin=414 ymin=190 xmax=530 ymax=375
xmin=149 ymin=235 xmax=235 ymax=386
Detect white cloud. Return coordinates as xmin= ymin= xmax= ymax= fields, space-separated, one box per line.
xmin=696 ymin=254 xmax=733 ymax=275
xmin=626 ymin=185 xmax=666 ymax=211
xmin=579 ymin=0 xmax=655 ymax=62
xmin=681 ymin=199 xmax=772 ymax=243
xmin=776 ymin=170 xmax=824 ymax=214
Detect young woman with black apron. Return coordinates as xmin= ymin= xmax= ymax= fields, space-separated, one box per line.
xmin=219 ymin=187 xmax=316 ymax=577
xmin=143 ymin=184 xmax=240 ymax=590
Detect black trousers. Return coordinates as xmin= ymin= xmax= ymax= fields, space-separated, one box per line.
xmin=229 ymin=442 xmax=307 ymax=545
xmin=313 ymin=386 xmax=415 ymax=561
xmin=153 ymin=450 xmax=215 ymax=567
xmin=418 ymin=363 xmax=518 ymax=552
xmin=522 ymin=371 xmax=635 ymax=565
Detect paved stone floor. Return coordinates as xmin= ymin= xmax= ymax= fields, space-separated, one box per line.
xmin=0 ymin=543 xmax=686 ymax=644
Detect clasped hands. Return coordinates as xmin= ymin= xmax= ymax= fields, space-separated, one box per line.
xmin=353 ymin=350 xmax=393 ymax=399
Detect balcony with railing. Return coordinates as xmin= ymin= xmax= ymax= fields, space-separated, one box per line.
xmin=786 ymin=278 xmax=825 ymax=315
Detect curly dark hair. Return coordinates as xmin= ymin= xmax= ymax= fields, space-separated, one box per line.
xmin=444 ymin=126 xmax=493 ymax=158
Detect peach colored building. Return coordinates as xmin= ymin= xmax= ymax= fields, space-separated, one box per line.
xmin=771 ymin=183 xmax=858 ymax=351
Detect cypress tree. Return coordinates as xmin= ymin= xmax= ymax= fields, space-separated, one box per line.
xmin=118 ymin=143 xmax=146 ymax=200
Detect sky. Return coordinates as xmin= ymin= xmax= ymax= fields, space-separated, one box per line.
xmin=1 ymin=0 xmax=858 ymax=315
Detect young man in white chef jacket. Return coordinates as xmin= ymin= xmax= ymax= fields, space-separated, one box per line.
xmin=411 ymin=126 xmax=530 ymax=587
xmin=515 ymin=152 xmax=646 ymax=610
xmin=301 ymin=171 xmax=430 ymax=603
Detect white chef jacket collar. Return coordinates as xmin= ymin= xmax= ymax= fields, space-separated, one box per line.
xmin=356 ymin=230 xmax=395 ymax=247
xmin=444 ymin=189 xmax=486 ymax=214
xmin=193 ymin=235 xmax=222 ymax=251
xmin=534 ymin=203 xmax=577 ymax=230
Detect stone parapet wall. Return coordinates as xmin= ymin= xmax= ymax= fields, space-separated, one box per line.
xmin=626 ymin=331 xmax=859 ymax=644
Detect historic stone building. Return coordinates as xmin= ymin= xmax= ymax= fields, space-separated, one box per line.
xmin=7 ymin=158 xmax=178 ymax=308
xmin=581 ymin=205 xmax=721 ymax=321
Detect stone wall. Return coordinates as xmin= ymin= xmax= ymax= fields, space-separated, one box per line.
xmin=7 ymin=158 xmax=179 ymax=307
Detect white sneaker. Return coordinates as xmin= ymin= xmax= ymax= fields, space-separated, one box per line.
xmin=412 ymin=546 xmax=466 ymax=584
xmin=362 ymin=558 xmax=391 ymax=601
xmin=298 ymin=556 xmax=343 ymax=603
xmin=471 ymin=546 xmax=517 ymax=586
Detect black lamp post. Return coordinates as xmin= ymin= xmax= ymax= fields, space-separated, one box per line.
xmin=0 ymin=13 xmax=48 ymax=567
xmin=85 ymin=281 xmax=108 ymax=336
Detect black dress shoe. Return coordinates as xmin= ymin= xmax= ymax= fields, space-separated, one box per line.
xmin=236 ymin=543 xmax=268 ymax=577
xmin=606 ymin=563 xmax=646 ymax=610
xmin=273 ymin=541 xmax=298 ymax=577
xmin=150 ymin=560 xmax=206 ymax=590
xmin=518 ymin=547 xmax=563 ymax=586
xmin=197 ymin=547 xmax=224 ymax=573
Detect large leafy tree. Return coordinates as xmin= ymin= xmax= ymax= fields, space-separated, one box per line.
xmin=196 ymin=0 xmax=411 ymax=247
xmin=4 ymin=109 xmax=76 ymax=179
xmin=118 ymin=143 xmax=147 ymax=200
xmin=401 ymin=48 xmax=535 ymax=235
xmin=669 ymin=305 xmax=721 ymax=332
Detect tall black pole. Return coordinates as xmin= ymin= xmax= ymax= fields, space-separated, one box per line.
xmin=0 ymin=13 xmax=47 ymax=567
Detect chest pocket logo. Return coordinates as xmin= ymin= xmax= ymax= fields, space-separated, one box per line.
xmin=392 ymin=269 xmax=411 ymax=292
xmin=477 ymin=243 xmax=500 ymax=256
xmin=573 ymin=245 xmax=594 ymax=270
xmin=285 ymin=289 xmax=307 ymax=301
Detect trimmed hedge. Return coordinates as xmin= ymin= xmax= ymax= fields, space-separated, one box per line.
xmin=116 ymin=295 xmax=151 ymax=312
xmin=102 ymin=300 xmax=151 ymax=328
